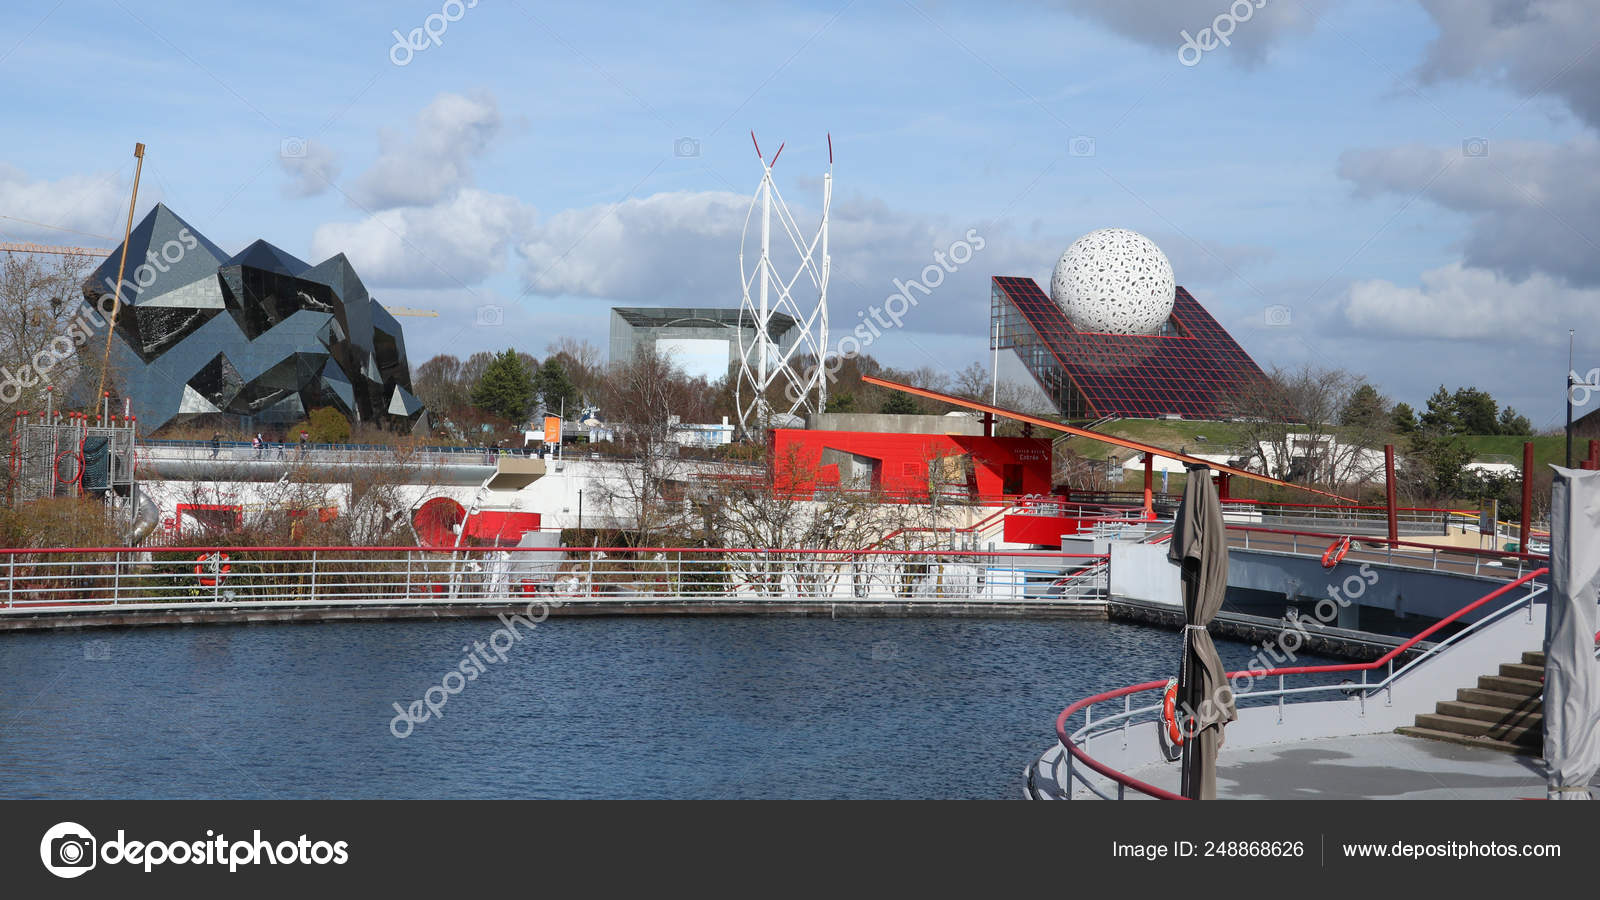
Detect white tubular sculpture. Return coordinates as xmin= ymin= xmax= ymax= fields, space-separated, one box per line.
xmin=736 ymin=132 xmax=831 ymax=437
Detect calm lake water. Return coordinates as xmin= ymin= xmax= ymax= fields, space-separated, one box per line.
xmin=0 ymin=617 xmax=1337 ymax=799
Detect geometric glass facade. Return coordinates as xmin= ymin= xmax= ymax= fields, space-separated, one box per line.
xmin=991 ymin=275 xmax=1268 ymax=420
xmin=82 ymin=203 xmax=424 ymax=432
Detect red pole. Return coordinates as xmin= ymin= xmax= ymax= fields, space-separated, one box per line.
xmin=1520 ymin=441 xmax=1534 ymax=551
xmin=1589 ymin=440 xmax=1599 ymax=469
xmin=1384 ymin=444 xmax=1398 ymax=544
xmin=1142 ymin=452 xmax=1153 ymax=520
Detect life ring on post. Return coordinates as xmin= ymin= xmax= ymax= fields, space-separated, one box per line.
xmin=1158 ymin=677 xmax=1184 ymax=761
xmin=195 ymin=552 xmax=231 ymax=586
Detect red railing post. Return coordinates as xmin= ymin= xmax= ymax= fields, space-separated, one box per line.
xmin=1384 ymin=444 xmax=1398 ymax=544
xmin=1520 ymin=441 xmax=1535 ymax=552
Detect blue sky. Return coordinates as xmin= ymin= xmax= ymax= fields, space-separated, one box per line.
xmin=3 ymin=0 xmax=1597 ymax=426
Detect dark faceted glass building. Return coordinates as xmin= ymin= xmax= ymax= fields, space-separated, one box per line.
xmin=991 ymin=275 xmax=1267 ymax=420
xmin=82 ymin=204 xmax=425 ymax=432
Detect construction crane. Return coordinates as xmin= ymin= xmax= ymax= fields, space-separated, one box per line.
xmin=0 ymin=241 xmax=440 ymax=316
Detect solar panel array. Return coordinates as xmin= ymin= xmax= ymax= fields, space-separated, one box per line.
xmin=991 ymin=275 xmax=1268 ymax=420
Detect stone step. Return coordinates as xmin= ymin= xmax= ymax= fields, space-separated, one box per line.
xmin=1414 ymin=713 xmax=1542 ymax=744
xmin=1437 ymin=700 xmax=1543 ymax=729
xmin=1457 ymin=687 xmax=1545 ymax=711
xmin=1396 ymin=726 xmax=1541 ymax=757
xmin=1523 ymin=650 xmax=1546 ymax=668
xmin=1477 ymin=674 xmax=1544 ymax=696
xmin=1500 ymin=662 xmax=1545 ymax=682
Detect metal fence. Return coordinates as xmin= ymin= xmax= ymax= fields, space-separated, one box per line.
xmin=0 ymin=546 xmax=1111 ymax=613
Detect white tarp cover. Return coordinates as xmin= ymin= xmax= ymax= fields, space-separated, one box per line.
xmin=1543 ymin=467 xmax=1600 ymax=799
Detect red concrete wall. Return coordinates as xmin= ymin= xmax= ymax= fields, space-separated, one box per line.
xmin=769 ymin=429 xmax=1052 ymax=501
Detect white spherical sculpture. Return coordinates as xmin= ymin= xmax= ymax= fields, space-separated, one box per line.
xmin=1050 ymin=228 xmax=1175 ymax=335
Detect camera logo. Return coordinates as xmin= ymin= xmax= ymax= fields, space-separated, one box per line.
xmin=1462 ymin=137 xmax=1489 ymax=158
xmin=41 ymin=822 xmax=96 ymax=878
xmin=475 ymin=304 xmax=504 ymax=327
xmin=674 ymin=137 xmax=701 ymax=158
xmin=280 ymin=137 xmax=308 ymax=159
xmin=1068 ymin=135 xmax=1096 ymax=157
xmin=1264 ymin=304 xmax=1292 ymax=326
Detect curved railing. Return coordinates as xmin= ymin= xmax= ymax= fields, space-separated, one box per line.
xmin=1050 ymin=567 xmax=1551 ymax=800
xmin=1227 ymin=523 xmax=1548 ymax=577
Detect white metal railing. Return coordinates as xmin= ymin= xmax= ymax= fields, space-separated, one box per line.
xmin=0 ymin=546 xmax=1111 ymax=614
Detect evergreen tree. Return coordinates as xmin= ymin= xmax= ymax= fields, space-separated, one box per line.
xmin=531 ymin=358 xmax=581 ymax=416
xmin=1497 ymin=406 xmax=1533 ymax=436
xmin=1391 ymin=402 xmax=1418 ymax=434
xmin=1451 ymin=386 xmax=1499 ymax=434
xmin=1339 ymin=383 xmax=1387 ymax=430
xmin=881 ymin=393 xmax=920 ymax=415
xmin=469 ymin=348 xmax=537 ymax=423
xmin=1419 ymin=386 xmax=1459 ymax=433
xmin=825 ymin=392 xmax=857 ymax=413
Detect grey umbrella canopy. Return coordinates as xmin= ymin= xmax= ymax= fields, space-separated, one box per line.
xmin=1543 ymin=466 xmax=1600 ymax=799
xmin=1167 ymin=463 xmax=1236 ymax=799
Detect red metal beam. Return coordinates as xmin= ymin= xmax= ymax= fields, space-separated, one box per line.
xmin=860 ymin=374 xmax=1353 ymax=501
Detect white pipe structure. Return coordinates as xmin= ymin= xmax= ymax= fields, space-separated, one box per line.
xmin=736 ymin=132 xmax=831 ymax=436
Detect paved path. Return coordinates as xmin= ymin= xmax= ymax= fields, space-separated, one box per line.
xmin=1124 ymin=733 xmax=1552 ymax=800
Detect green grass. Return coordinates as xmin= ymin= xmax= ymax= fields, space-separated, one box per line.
xmin=1456 ymin=434 xmax=1566 ymax=467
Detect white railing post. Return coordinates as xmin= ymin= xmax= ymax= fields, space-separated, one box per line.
xmin=112 ymin=551 xmax=120 ymax=605
xmin=6 ymin=553 xmax=12 ymax=608
xmin=309 ymin=550 xmax=319 ymax=600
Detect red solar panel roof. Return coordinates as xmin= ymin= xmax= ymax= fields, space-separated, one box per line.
xmin=992 ymin=276 xmax=1268 ymax=420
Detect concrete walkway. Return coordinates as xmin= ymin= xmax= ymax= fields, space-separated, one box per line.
xmin=1125 ymin=733 xmax=1552 ymax=800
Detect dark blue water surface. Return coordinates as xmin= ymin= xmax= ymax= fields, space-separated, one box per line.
xmin=0 ymin=617 xmax=1338 ymax=799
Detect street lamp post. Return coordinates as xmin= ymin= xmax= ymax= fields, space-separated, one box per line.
xmin=1569 ymin=330 xmax=1576 ymax=469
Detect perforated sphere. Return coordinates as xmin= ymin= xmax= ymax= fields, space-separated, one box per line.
xmin=1050 ymin=228 xmax=1175 ymax=335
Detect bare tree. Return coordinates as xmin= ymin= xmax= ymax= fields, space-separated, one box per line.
xmin=1225 ymin=365 xmax=1386 ymax=488
xmin=0 ymin=250 xmax=108 ymax=412
xmin=588 ymin=344 xmax=700 ymax=547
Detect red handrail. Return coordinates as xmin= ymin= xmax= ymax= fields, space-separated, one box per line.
xmin=0 ymin=543 xmax=1111 ymax=559
xmin=1053 ymin=566 xmax=1550 ymax=800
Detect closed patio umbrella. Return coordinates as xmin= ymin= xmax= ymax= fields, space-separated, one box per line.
xmin=1543 ymin=467 xmax=1600 ymax=799
xmin=1168 ymin=462 xmax=1236 ymax=799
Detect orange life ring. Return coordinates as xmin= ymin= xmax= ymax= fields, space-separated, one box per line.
xmin=195 ymin=552 xmax=232 ymax=586
xmin=1161 ymin=677 xmax=1184 ymax=746
xmin=1321 ymin=536 xmax=1352 ymax=569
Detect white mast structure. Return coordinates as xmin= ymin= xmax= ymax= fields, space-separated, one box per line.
xmin=736 ymin=132 xmax=831 ymax=436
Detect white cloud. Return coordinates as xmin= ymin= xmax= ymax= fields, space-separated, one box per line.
xmin=1416 ymin=0 xmax=1600 ymax=129
xmin=311 ymin=188 xmax=532 ymax=288
xmin=1343 ymin=261 xmax=1600 ymax=343
xmin=350 ymin=91 xmax=502 ymax=211
xmin=1338 ymin=138 xmax=1600 ymax=286
xmin=0 ymin=164 xmax=132 ymax=241
xmin=278 ymin=140 xmax=341 ymax=198
xmin=1048 ymin=0 xmax=1333 ymax=66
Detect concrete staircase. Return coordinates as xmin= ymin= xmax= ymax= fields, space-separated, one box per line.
xmin=1396 ymin=651 xmax=1544 ymax=756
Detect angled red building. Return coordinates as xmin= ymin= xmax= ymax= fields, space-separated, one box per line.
xmin=770 ymin=429 xmax=1053 ymax=501
xmin=991 ymin=276 xmax=1268 ymax=421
